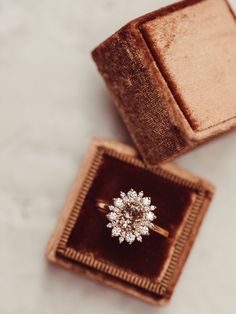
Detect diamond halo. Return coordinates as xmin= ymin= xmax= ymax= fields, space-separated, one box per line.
xmin=106 ymin=189 xmax=157 ymax=244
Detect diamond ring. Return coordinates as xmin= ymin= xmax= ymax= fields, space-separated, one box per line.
xmin=96 ymin=189 xmax=169 ymax=244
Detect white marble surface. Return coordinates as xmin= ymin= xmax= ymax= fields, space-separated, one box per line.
xmin=0 ymin=0 xmax=236 ymax=313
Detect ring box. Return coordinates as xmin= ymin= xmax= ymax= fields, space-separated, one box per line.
xmin=92 ymin=0 xmax=236 ymax=165
xmin=46 ymin=139 xmax=215 ymax=305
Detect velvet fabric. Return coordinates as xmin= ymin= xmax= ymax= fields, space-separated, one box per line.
xmin=67 ymin=154 xmax=196 ymax=278
xmin=92 ymin=0 xmax=236 ymax=165
xmin=49 ymin=140 xmax=215 ymax=304
xmin=141 ymin=0 xmax=236 ymax=131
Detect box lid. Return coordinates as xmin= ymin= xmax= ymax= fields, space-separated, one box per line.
xmin=92 ymin=0 xmax=236 ymax=165
xmin=140 ymin=0 xmax=236 ymax=132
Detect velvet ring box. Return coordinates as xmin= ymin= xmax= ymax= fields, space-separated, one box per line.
xmin=92 ymin=0 xmax=236 ymax=165
xmin=46 ymin=139 xmax=215 ymax=305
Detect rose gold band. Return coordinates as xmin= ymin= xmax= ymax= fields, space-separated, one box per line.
xmin=96 ymin=199 xmax=169 ymax=238
xmin=149 ymin=224 xmax=169 ymax=238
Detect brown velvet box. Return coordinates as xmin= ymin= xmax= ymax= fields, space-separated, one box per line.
xmin=92 ymin=0 xmax=236 ymax=165
xmin=46 ymin=139 xmax=215 ymax=305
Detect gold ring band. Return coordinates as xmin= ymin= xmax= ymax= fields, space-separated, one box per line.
xmin=96 ymin=189 xmax=169 ymax=244
xmin=97 ymin=200 xmax=169 ymax=238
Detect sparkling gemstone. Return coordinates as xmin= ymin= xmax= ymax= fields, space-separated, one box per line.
xmin=139 ymin=226 xmax=149 ymax=235
xmin=107 ymin=189 xmax=158 ymax=244
xmin=119 ymin=237 xmax=124 ymax=243
xmin=107 ymin=212 xmax=117 ymax=221
xmin=146 ymin=211 xmax=155 ymax=221
xmin=127 ymin=189 xmax=137 ymax=199
xmin=137 ymin=235 xmax=142 ymax=242
xmin=114 ymin=198 xmax=123 ymax=208
xmin=112 ymin=227 xmax=121 ymax=237
xmin=142 ymin=197 xmax=151 ymax=206
xmin=125 ymin=233 xmax=135 ymax=244
xmin=138 ymin=191 xmax=144 ymax=198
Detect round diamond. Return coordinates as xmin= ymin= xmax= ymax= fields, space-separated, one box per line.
xmin=114 ymin=198 xmax=123 ymax=208
xmin=125 ymin=233 xmax=135 ymax=244
xmin=127 ymin=189 xmax=137 ymax=199
xmin=146 ymin=211 xmax=155 ymax=221
xmin=112 ymin=227 xmax=121 ymax=237
xmin=107 ymin=212 xmax=117 ymax=221
xmin=142 ymin=197 xmax=151 ymax=206
xmin=139 ymin=226 xmax=149 ymax=235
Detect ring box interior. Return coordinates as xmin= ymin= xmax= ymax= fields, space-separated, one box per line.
xmin=46 ymin=139 xmax=215 ymax=305
xmin=92 ymin=0 xmax=236 ymax=165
